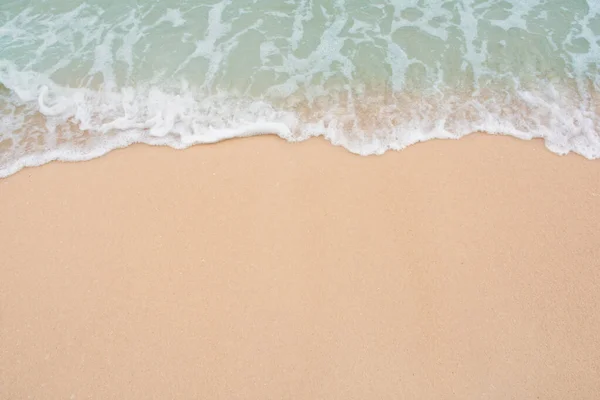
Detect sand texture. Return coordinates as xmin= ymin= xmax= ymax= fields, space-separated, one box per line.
xmin=1 ymin=134 xmax=600 ymax=399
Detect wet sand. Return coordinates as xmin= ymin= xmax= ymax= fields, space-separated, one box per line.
xmin=1 ymin=134 xmax=599 ymax=399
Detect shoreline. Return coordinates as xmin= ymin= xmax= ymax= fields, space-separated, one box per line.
xmin=1 ymin=133 xmax=600 ymax=398
xmin=1 ymin=130 xmax=597 ymax=180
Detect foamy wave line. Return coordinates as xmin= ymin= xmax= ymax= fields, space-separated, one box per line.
xmin=1 ymin=66 xmax=599 ymax=178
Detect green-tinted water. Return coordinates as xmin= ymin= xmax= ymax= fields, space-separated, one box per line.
xmin=0 ymin=0 xmax=599 ymax=176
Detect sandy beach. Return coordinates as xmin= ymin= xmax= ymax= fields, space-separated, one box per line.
xmin=1 ymin=133 xmax=599 ymax=399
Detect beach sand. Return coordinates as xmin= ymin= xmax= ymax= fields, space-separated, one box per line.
xmin=1 ymin=133 xmax=599 ymax=399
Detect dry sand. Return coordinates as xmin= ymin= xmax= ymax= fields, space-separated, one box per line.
xmin=1 ymin=133 xmax=600 ymax=399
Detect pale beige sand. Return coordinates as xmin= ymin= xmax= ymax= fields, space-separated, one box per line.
xmin=1 ymin=134 xmax=600 ymax=399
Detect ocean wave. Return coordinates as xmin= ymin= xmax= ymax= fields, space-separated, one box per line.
xmin=1 ymin=0 xmax=599 ymax=177
xmin=1 ymin=62 xmax=599 ymax=177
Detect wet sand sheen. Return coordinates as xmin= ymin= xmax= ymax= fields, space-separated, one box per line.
xmin=1 ymin=134 xmax=600 ymax=399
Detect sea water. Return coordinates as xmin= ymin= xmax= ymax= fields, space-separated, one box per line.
xmin=1 ymin=0 xmax=599 ymax=177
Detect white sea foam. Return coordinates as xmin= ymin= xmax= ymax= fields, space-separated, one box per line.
xmin=0 ymin=0 xmax=599 ymax=177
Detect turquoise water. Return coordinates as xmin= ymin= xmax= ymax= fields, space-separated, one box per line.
xmin=1 ymin=0 xmax=599 ymax=176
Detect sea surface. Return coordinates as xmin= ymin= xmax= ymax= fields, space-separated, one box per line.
xmin=1 ymin=0 xmax=599 ymax=176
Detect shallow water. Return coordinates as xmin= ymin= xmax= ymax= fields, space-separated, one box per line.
xmin=1 ymin=0 xmax=599 ymax=176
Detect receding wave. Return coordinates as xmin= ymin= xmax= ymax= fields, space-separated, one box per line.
xmin=1 ymin=0 xmax=599 ymax=177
